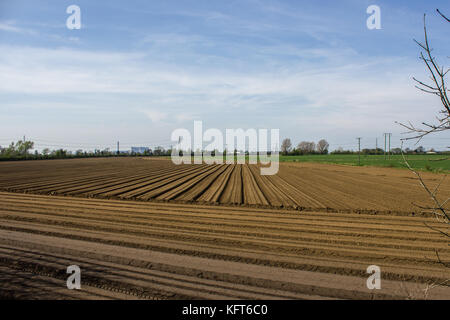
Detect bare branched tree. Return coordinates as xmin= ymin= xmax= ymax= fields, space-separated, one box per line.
xmin=400 ymin=142 xmax=449 ymax=238
xmin=280 ymin=138 xmax=292 ymax=155
xmin=297 ymin=141 xmax=316 ymax=153
xmin=396 ymin=10 xmax=450 ymax=143
xmin=398 ymin=9 xmax=450 ymax=242
xmin=316 ymin=139 xmax=330 ymax=154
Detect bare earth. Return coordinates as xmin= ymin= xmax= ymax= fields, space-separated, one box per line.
xmin=0 ymin=157 xmax=448 ymax=213
xmin=0 ymin=158 xmax=449 ymax=299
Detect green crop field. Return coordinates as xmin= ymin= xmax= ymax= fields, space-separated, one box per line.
xmin=177 ymin=153 xmax=449 ymax=172
xmin=279 ymin=154 xmax=450 ymax=172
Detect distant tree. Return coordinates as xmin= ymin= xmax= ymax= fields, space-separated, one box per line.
xmin=280 ymin=138 xmax=292 ymax=155
xmin=52 ymin=149 xmax=67 ymax=158
xmin=414 ymin=146 xmax=425 ymax=153
xmin=0 ymin=139 xmax=34 ymax=157
xmin=153 ymin=146 xmax=165 ymax=156
xmin=361 ymin=148 xmax=385 ymax=155
xmin=3 ymin=142 xmax=16 ymax=157
xmin=316 ymin=139 xmax=329 ymax=154
xmin=331 ymin=147 xmax=353 ymax=154
xmin=42 ymin=148 xmax=51 ymax=156
xmin=297 ymin=141 xmax=316 ymax=154
xmin=15 ymin=140 xmax=34 ymax=156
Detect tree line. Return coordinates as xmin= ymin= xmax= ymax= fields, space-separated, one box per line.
xmin=1 ymin=138 xmax=445 ymax=161
xmin=280 ymin=139 xmax=329 ymax=155
xmin=280 ymin=138 xmax=442 ymax=156
xmin=0 ymin=139 xmax=172 ymax=161
xmin=331 ymin=147 xmax=434 ymax=155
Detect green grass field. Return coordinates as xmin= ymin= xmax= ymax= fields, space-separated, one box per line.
xmin=176 ymin=153 xmax=449 ymax=172
xmin=279 ymin=154 xmax=450 ymax=172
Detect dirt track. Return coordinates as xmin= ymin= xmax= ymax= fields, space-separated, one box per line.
xmin=0 ymin=158 xmax=448 ymax=214
xmin=0 ymin=158 xmax=449 ymax=299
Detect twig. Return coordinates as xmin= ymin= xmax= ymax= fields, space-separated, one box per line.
xmin=400 ymin=142 xmax=450 ymax=223
xmin=397 ymin=12 xmax=450 ymax=141
xmin=437 ymin=9 xmax=450 ymax=22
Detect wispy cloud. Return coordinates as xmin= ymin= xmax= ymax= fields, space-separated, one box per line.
xmin=0 ymin=44 xmax=434 ymax=131
xmin=141 ymin=109 xmax=167 ymax=123
xmin=1 ymin=0 xmax=448 ymax=150
xmin=0 ymin=20 xmax=37 ymax=35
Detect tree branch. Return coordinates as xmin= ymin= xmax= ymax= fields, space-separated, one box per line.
xmin=437 ymin=9 xmax=450 ymax=22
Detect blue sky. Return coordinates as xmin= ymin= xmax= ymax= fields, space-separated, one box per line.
xmin=0 ymin=0 xmax=449 ymax=151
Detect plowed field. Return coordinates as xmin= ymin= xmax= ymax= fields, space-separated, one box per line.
xmin=0 ymin=158 xmax=449 ymax=299
xmin=0 ymin=158 xmax=448 ymax=213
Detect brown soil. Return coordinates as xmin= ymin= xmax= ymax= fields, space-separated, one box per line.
xmin=0 ymin=158 xmax=449 ymax=299
xmin=0 ymin=158 xmax=448 ymax=214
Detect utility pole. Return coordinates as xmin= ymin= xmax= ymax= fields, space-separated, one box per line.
xmin=117 ymin=141 xmax=119 ymax=155
xmin=387 ymin=133 xmax=392 ymax=160
xmin=376 ymin=138 xmax=378 ymax=154
xmin=357 ymin=137 xmax=361 ymax=166
xmin=383 ymin=133 xmax=393 ymax=160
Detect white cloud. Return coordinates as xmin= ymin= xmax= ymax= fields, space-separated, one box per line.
xmin=0 ymin=21 xmax=37 ymax=35
xmin=140 ymin=109 xmax=195 ymax=124
xmin=141 ymin=109 xmax=167 ymax=123
xmin=175 ymin=113 xmax=195 ymax=123
xmin=0 ymin=22 xmax=21 ymax=33
xmin=0 ymin=44 xmax=443 ymax=150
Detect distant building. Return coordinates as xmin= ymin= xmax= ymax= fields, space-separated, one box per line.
xmin=131 ymin=147 xmax=149 ymax=154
